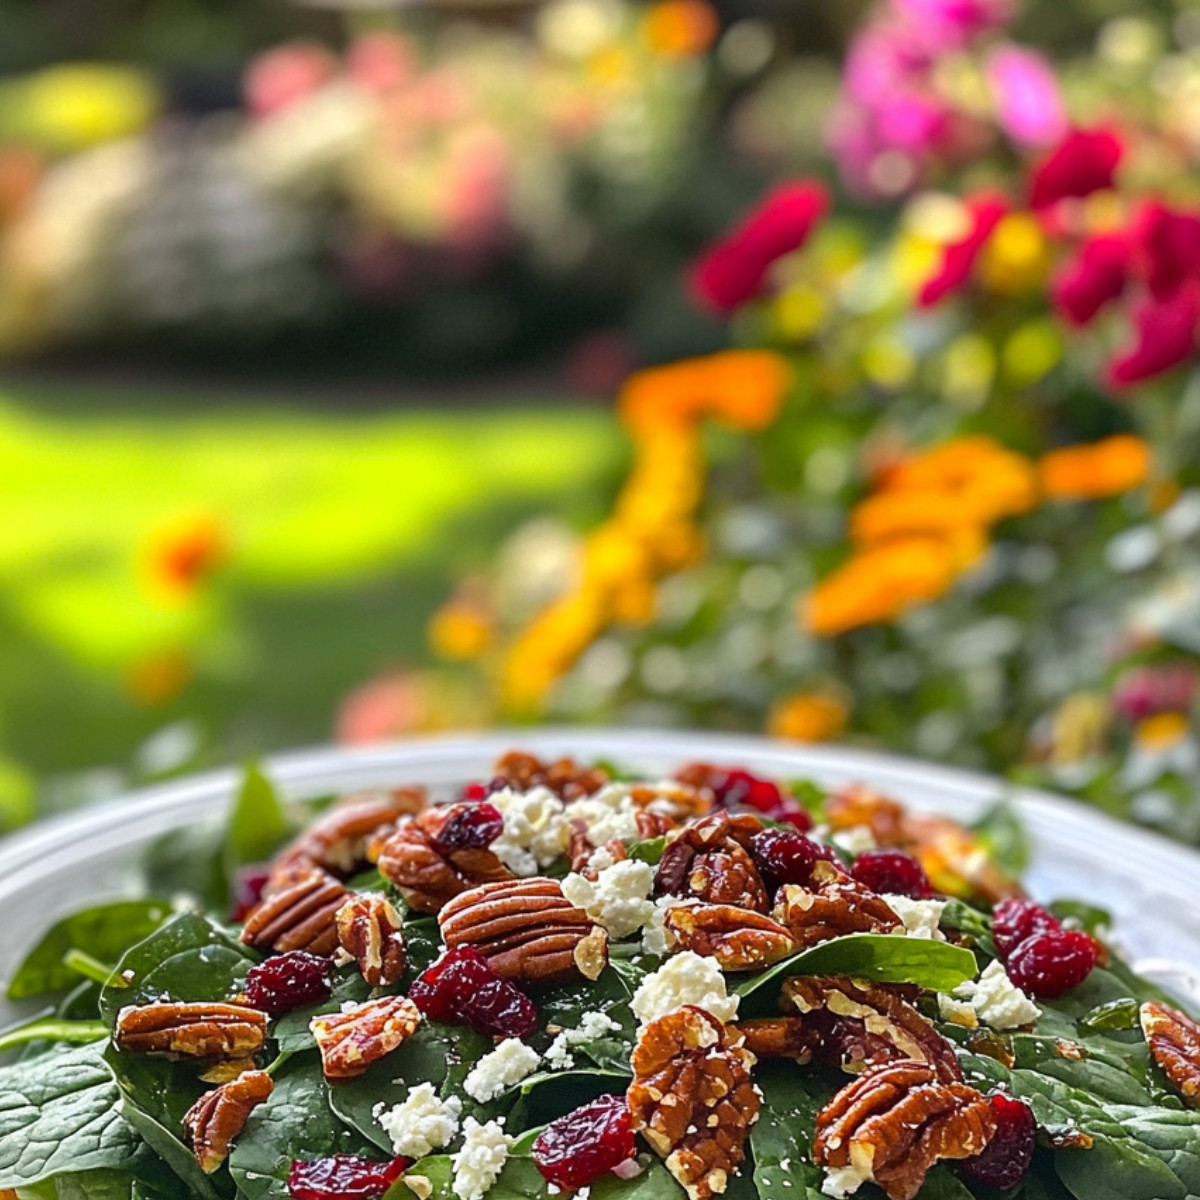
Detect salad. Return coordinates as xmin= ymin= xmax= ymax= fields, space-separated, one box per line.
xmin=1 ymin=749 xmax=1198 ymax=1200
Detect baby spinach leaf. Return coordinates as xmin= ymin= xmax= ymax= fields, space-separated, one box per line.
xmin=224 ymin=764 xmax=291 ymax=877
xmin=143 ymin=827 xmax=228 ymax=915
xmin=750 ymin=1062 xmax=829 ymax=1200
xmin=271 ymin=968 xmax=370 ymax=1054
xmin=0 ymin=1042 xmax=142 ymax=1188
xmin=229 ymin=1056 xmax=375 ymax=1199
xmin=1049 ymin=900 xmax=1113 ymax=937
xmin=6 ymin=900 xmax=175 ymax=1000
xmin=507 ymin=1068 xmax=631 ymax=1132
xmin=939 ymin=900 xmax=995 ymax=956
xmin=0 ymin=1017 xmax=107 ymax=1056
xmin=914 ymin=1168 xmax=976 ymax=1198
xmin=972 ymin=798 xmax=1029 ymax=875
xmin=628 ymin=838 xmax=666 ymax=866
xmin=118 ymin=1099 xmax=228 ymax=1200
xmin=735 ymin=934 xmax=977 ymax=1012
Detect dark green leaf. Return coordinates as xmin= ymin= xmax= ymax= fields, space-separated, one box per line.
xmin=271 ymin=968 xmax=370 ymax=1054
xmin=224 ymin=764 xmax=290 ymax=877
xmin=750 ymin=1062 xmax=829 ymax=1200
xmin=119 ymin=1098 xmax=227 ymax=1200
xmin=1079 ymin=999 xmax=1140 ymax=1032
xmin=6 ymin=901 xmax=175 ymax=1001
xmin=628 ymin=838 xmax=666 ymax=866
xmin=972 ymin=799 xmax=1029 ymax=875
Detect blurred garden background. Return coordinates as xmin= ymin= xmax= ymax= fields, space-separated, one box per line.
xmin=4 ymin=0 xmax=1200 ymax=848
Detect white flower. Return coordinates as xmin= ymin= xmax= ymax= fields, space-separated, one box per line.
xmin=375 ymin=1083 xmax=462 ymax=1159
xmin=630 ymin=951 xmax=739 ymax=1028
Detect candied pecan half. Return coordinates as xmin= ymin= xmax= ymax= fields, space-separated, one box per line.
xmin=184 ymin=1069 xmax=274 ymax=1173
xmin=374 ymin=805 xmax=512 ymax=914
xmin=310 ymin=994 xmax=421 ymax=1080
xmin=240 ymin=867 xmax=347 ymax=956
xmin=493 ymin=751 xmax=608 ymax=801
xmin=439 ymin=877 xmax=609 ymax=986
xmin=734 ymin=1017 xmax=824 ymax=1062
xmin=813 ymin=1060 xmax=996 ymax=1200
xmin=779 ymin=976 xmax=962 ymax=1082
xmin=115 ymin=1001 xmax=267 ymax=1060
xmin=628 ymin=1005 xmax=761 ymax=1200
xmin=1141 ymin=1000 xmax=1200 ymax=1107
xmin=663 ymin=903 xmax=798 ymax=971
xmin=772 ymin=859 xmax=902 ymax=948
xmin=336 ymin=894 xmax=407 ymax=987
xmin=656 ymin=813 xmax=769 ymax=913
xmin=273 ymin=789 xmax=426 ymax=880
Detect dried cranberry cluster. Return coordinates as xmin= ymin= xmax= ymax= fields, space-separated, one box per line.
xmin=287 ymin=1154 xmax=408 ymax=1200
xmin=408 ymin=945 xmax=538 ymax=1039
xmin=678 ymin=763 xmax=814 ymax=830
xmin=959 ymin=1091 xmax=1038 ymax=1189
xmin=532 ymin=1095 xmax=637 ymax=1189
xmin=992 ymin=898 xmax=1098 ymax=998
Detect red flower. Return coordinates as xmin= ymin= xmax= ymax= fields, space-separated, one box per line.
xmin=1052 ymin=232 xmax=1129 ymax=326
xmin=917 ymin=193 xmax=1007 ymax=307
xmin=1028 ymin=128 xmax=1122 ymax=209
xmin=1137 ymin=202 xmax=1200 ymax=300
xmin=689 ymin=181 xmax=829 ymax=315
xmin=1107 ymin=281 xmax=1200 ymax=387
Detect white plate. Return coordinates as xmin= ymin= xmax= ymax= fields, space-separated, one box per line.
xmin=1 ymin=730 xmax=1197 ymax=1025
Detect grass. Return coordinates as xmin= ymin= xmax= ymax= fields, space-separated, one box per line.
xmin=0 ymin=378 xmax=625 ymax=791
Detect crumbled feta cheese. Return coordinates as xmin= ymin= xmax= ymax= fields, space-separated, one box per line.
xmin=452 ymin=1118 xmax=512 ymax=1200
xmin=831 ymin=825 xmax=877 ymax=856
xmin=641 ymin=894 xmax=686 ymax=956
xmin=562 ymin=859 xmax=656 ymax=939
xmin=822 ymin=1162 xmax=871 ymax=1198
xmin=952 ymin=960 xmax=1041 ymax=1030
xmin=463 ymin=1039 xmax=542 ymax=1103
xmin=630 ymin=951 xmax=739 ymax=1028
xmin=883 ymin=895 xmax=947 ymax=941
xmin=544 ymin=1010 xmax=623 ymax=1070
xmin=567 ymin=784 xmax=641 ymax=846
xmin=937 ymin=994 xmax=979 ymax=1029
xmin=489 ymin=787 xmax=569 ymax=876
xmin=587 ymin=845 xmax=618 ymax=873
xmin=376 ymin=1083 xmax=462 ymax=1158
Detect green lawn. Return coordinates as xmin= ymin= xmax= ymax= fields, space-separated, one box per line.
xmin=0 ymin=379 xmax=624 ymax=802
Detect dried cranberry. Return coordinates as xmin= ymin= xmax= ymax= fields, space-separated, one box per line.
xmin=409 ymin=947 xmax=538 ymax=1038
xmin=775 ymin=802 xmax=815 ymax=833
xmin=712 ymin=767 xmax=784 ymax=814
xmin=750 ymin=829 xmax=840 ymax=888
xmin=243 ymin=950 xmax=332 ymax=1015
xmin=851 ymin=850 xmax=932 ymax=899
xmin=230 ymin=865 xmax=272 ymax=922
xmin=1006 ymin=930 xmax=1097 ymax=999
xmin=958 ymin=1092 xmax=1037 ymax=1190
xmin=532 ymin=1095 xmax=636 ymax=1190
xmin=287 ymin=1155 xmax=408 ymax=1200
xmin=460 ymin=777 xmax=509 ymax=802
xmin=992 ymin=898 xmax=1061 ymax=959
xmin=431 ymin=803 xmax=503 ymax=852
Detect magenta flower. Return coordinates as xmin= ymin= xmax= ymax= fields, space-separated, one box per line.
xmin=986 ymin=46 xmax=1067 ymax=149
xmin=689 ymin=181 xmax=830 ymax=315
xmin=918 ymin=193 xmax=1008 ymax=307
xmin=1028 ymin=128 xmax=1123 ymax=209
xmin=1107 ymin=282 xmax=1200 ymax=388
xmin=1138 ymin=202 xmax=1200 ymax=300
xmin=1113 ymin=665 xmax=1198 ymax=724
xmin=1053 ymin=234 xmax=1130 ymax=326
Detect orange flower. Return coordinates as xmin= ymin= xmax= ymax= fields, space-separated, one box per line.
xmin=143 ymin=513 xmax=227 ymax=603
xmin=1134 ymin=710 xmax=1190 ymax=751
xmin=428 ymin=598 xmax=494 ymax=661
xmin=1039 ymin=434 xmax=1151 ymax=500
xmin=501 ymin=592 xmax=606 ymax=712
xmin=642 ymin=0 xmax=720 ymax=58
xmin=769 ymin=692 xmax=849 ymax=742
xmin=802 ymin=536 xmax=961 ymax=637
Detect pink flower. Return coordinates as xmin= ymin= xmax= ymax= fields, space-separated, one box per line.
xmin=345 ymin=32 xmax=415 ymax=95
xmin=1137 ymin=202 xmax=1200 ymax=300
xmin=243 ymin=41 xmax=337 ymax=119
xmin=986 ymin=46 xmax=1067 ymax=149
xmin=1113 ymin=665 xmax=1198 ymax=724
xmin=917 ymin=193 xmax=1008 ymax=307
xmin=690 ymin=181 xmax=830 ymax=314
xmin=893 ymin=0 xmax=1013 ymax=38
xmin=1107 ymin=282 xmax=1200 ymax=387
xmin=1052 ymin=233 xmax=1130 ymax=326
xmin=1028 ymin=128 xmax=1123 ymax=209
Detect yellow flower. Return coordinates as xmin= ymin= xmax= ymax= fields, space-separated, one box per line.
xmin=429 ymin=599 xmax=495 ymax=661
xmin=141 ymin=513 xmax=228 ymax=605
xmin=977 ymin=213 xmax=1050 ymax=295
xmin=1039 ymin=435 xmax=1151 ymax=501
xmin=769 ymin=692 xmax=849 ymax=742
xmin=1134 ymin=710 xmax=1190 ymax=751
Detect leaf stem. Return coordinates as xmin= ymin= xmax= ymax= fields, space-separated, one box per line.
xmin=264 ymin=1049 xmax=294 ymax=1077
xmin=607 ymin=942 xmax=645 ymax=960
xmin=0 ymin=1017 xmax=108 ymax=1054
xmin=62 ymin=948 xmax=116 ymax=985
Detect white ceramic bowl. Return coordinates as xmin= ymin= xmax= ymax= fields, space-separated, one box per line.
xmin=2 ymin=730 xmax=1197 ymax=1024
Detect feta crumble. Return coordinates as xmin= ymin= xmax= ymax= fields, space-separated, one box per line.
xmin=375 ymin=1083 xmax=462 ymax=1158
xmin=822 ymin=1162 xmax=872 ymax=1198
xmin=463 ymin=1038 xmax=542 ymax=1103
xmin=630 ymin=950 xmax=739 ymax=1028
xmin=567 ymin=784 xmax=641 ymax=846
xmin=641 ymin=894 xmax=686 ymax=956
xmin=562 ymin=859 xmax=656 ymax=939
xmin=831 ymin=825 xmax=878 ymax=856
xmin=452 ymin=1118 xmax=512 ymax=1200
xmin=883 ymin=895 xmax=947 ymax=941
xmin=544 ymin=1010 xmax=622 ymax=1070
xmin=489 ymin=787 xmax=569 ymax=876
xmin=950 ymin=959 xmax=1041 ymax=1030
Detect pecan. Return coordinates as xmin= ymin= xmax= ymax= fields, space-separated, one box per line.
xmin=656 ymin=813 xmax=768 ymax=913
xmin=184 ymin=1069 xmax=273 ymax=1173
xmin=115 ymin=1001 xmax=267 ymax=1060
xmin=336 ymin=894 xmax=407 ymax=987
xmin=637 ymin=809 xmax=679 ymax=840
xmin=628 ymin=1005 xmax=761 ymax=1200
xmin=779 ymin=976 xmax=962 ymax=1082
xmin=240 ymin=867 xmax=347 ymax=955
xmin=1141 ymin=1000 xmax=1200 ymax=1107
xmin=492 ymin=750 xmax=608 ymax=801
xmin=273 ymin=789 xmax=426 ymax=879
xmin=663 ymin=903 xmax=798 ymax=971
xmin=772 ymin=859 xmax=902 ymax=948
xmin=734 ymin=1017 xmax=824 ymax=1062
xmin=569 ymin=828 xmax=628 ymax=877
xmin=310 ymin=994 xmax=421 ymax=1080
xmin=439 ymin=877 xmax=609 ymax=986
xmin=813 ymin=1060 xmax=996 ymax=1200
xmin=374 ymin=805 xmax=512 ymax=914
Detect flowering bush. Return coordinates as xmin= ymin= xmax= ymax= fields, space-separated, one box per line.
xmin=427 ymin=0 xmax=1200 ymax=844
